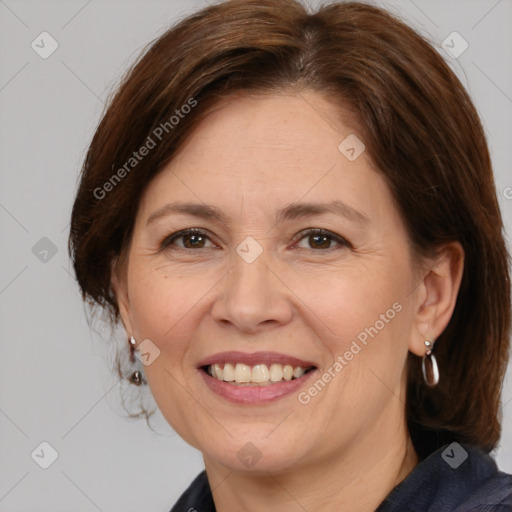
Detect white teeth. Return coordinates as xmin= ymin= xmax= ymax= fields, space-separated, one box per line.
xmin=223 ymin=363 xmax=235 ymax=382
xmin=292 ymin=366 xmax=304 ymax=378
xmin=252 ymin=364 xmax=270 ymax=383
xmin=282 ymin=365 xmax=293 ymax=380
xmin=212 ymin=363 xmax=223 ymax=380
xmin=234 ymin=363 xmax=251 ymax=383
xmin=207 ymin=363 xmax=312 ymax=385
xmin=269 ymin=364 xmax=283 ymax=382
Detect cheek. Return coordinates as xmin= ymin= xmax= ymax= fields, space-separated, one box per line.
xmin=303 ymin=274 xmax=411 ymax=418
xmin=128 ymin=263 xmax=205 ymax=338
xmin=126 ymin=268 xmax=212 ymax=442
xmin=298 ymin=260 xmax=412 ymax=399
xmin=293 ymin=261 xmax=407 ymax=339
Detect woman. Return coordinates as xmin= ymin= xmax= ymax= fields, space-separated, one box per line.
xmin=68 ymin=0 xmax=512 ymax=510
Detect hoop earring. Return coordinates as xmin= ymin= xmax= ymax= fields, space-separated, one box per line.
xmin=421 ymin=338 xmax=439 ymax=387
xmin=128 ymin=336 xmax=144 ymax=386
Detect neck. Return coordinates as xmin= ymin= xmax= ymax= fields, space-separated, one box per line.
xmin=203 ymin=414 xmax=419 ymax=512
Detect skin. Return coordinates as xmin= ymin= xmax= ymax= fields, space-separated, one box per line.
xmin=112 ymin=90 xmax=464 ymax=511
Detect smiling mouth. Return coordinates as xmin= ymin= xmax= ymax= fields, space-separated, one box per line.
xmin=201 ymin=363 xmax=317 ymax=386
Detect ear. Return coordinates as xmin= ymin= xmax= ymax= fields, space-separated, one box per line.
xmin=409 ymin=241 xmax=465 ymax=356
xmin=110 ymin=257 xmax=134 ymax=336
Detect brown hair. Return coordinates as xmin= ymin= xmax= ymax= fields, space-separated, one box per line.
xmin=68 ymin=0 xmax=511 ymax=457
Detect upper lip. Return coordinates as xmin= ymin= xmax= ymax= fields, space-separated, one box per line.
xmin=196 ymin=351 xmax=317 ymax=369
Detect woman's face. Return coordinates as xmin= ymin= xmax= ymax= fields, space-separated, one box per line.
xmin=114 ymin=91 xmax=427 ymax=473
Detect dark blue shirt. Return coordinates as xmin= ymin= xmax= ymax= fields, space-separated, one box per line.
xmin=170 ymin=443 xmax=512 ymax=511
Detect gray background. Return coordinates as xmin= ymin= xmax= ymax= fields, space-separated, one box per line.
xmin=1 ymin=0 xmax=511 ymax=510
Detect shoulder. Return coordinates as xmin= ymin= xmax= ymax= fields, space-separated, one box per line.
xmin=169 ymin=470 xmax=215 ymax=512
xmin=377 ymin=443 xmax=512 ymax=512
xmin=454 ymin=468 xmax=512 ymax=511
xmin=452 ymin=445 xmax=512 ymax=511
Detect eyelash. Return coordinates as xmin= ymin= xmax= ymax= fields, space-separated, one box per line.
xmin=158 ymin=228 xmax=351 ymax=252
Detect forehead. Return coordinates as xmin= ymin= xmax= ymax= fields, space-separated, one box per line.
xmin=173 ymin=91 xmax=356 ymax=167
xmin=136 ymin=91 xmax=395 ymax=228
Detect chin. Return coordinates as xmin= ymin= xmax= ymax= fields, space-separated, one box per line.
xmin=204 ymin=436 xmax=307 ymax=475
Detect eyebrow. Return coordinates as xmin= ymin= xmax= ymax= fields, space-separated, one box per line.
xmin=146 ymin=200 xmax=370 ymax=226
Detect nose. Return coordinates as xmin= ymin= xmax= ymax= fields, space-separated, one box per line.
xmin=210 ymin=246 xmax=294 ymax=334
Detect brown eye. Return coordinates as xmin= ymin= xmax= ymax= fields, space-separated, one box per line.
xmin=308 ymin=233 xmax=331 ymax=249
xmin=160 ymin=229 xmax=214 ymax=250
xmin=182 ymin=232 xmax=206 ymax=248
xmin=295 ymin=229 xmax=350 ymax=250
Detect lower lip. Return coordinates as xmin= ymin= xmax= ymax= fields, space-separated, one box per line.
xmin=198 ymin=368 xmax=317 ymax=405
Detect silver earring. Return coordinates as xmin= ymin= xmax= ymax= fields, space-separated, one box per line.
xmin=421 ymin=338 xmax=439 ymax=387
xmin=128 ymin=336 xmax=144 ymax=386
